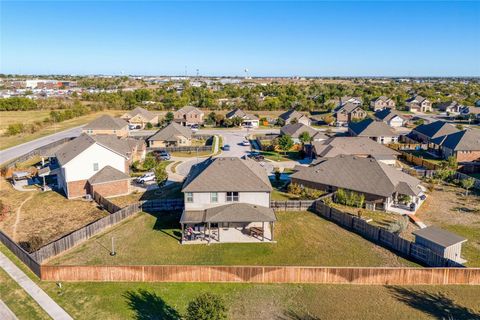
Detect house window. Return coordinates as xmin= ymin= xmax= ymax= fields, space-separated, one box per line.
xmin=210 ymin=192 xmax=218 ymax=203
xmin=93 ymin=163 xmax=99 ymax=171
xmin=186 ymin=192 xmax=193 ymax=203
xmin=226 ymin=192 xmax=239 ymax=202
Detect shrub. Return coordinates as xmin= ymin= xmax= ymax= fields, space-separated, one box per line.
xmin=145 ymin=122 xmax=153 ymax=129
xmin=6 ymin=123 xmax=25 ymax=136
xmin=186 ymin=293 xmax=227 ymax=320
xmin=154 ymin=163 xmax=168 ymax=187
xmin=387 ymin=216 xmax=409 ymax=234
xmin=288 ymin=183 xmax=302 ymax=195
xmin=143 ymin=154 xmax=157 ymax=171
xmin=19 ymin=235 xmax=44 ymax=253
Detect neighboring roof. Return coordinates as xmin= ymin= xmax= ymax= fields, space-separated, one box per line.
xmin=279 ymin=109 xmax=307 ymax=121
xmin=291 ymin=155 xmax=422 ymax=198
xmin=431 ymin=129 xmax=480 ymax=151
xmin=125 ymin=107 xmax=157 ymax=121
xmin=372 ymin=96 xmax=392 ymax=103
xmin=335 ymin=102 xmax=362 ymax=114
xmin=349 ymin=118 xmax=397 ymax=137
xmin=413 ymin=226 xmax=467 ymax=248
xmin=406 ymin=95 xmax=429 ymax=104
xmin=436 ymin=101 xmax=460 ymax=111
xmin=148 ymin=122 xmax=192 ymax=142
xmin=180 ymin=203 xmax=276 ymax=223
xmin=340 ymin=96 xmax=362 ymax=105
xmin=280 ymin=123 xmax=319 ymax=138
xmin=88 ymin=165 xmax=130 ymax=185
xmin=413 ymin=121 xmax=459 ymax=139
xmin=182 ymin=157 xmax=272 ymax=192
xmin=83 ymin=115 xmax=128 ymax=130
xmin=374 ymin=109 xmax=406 ymax=122
xmin=55 ymin=134 xmax=131 ymax=165
xmin=226 ymin=108 xmax=247 ymax=119
xmin=176 ymin=105 xmax=203 ymax=115
xmin=312 ymin=137 xmax=399 ymax=158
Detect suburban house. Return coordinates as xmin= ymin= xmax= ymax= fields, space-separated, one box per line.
xmin=430 ymin=129 xmax=480 ymax=163
xmin=374 ymin=109 xmax=407 ymax=128
xmin=180 ymin=157 xmax=276 ymax=244
xmin=147 ymin=122 xmax=193 ymax=148
xmin=338 ymin=96 xmax=362 ymax=107
xmin=55 ymin=134 xmax=144 ymax=199
xmin=410 ymin=120 xmax=459 ymax=144
xmin=121 ymin=107 xmax=159 ymax=129
xmin=370 ymin=96 xmax=396 ymax=111
xmin=225 ymin=108 xmax=260 ymax=127
xmin=82 ymin=115 xmax=129 ymax=137
xmin=174 ymin=106 xmax=205 ymax=126
xmin=278 ymin=109 xmax=311 ymax=126
xmin=280 ymin=123 xmax=328 ymax=143
xmin=459 ymin=106 xmax=480 ymax=120
xmin=436 ymin=101 xmax=463 ymax=115
xmin=291 ymin=155 xmax=425 ymax=212
xmin=311 ymin=137 xmax=399 ymax=166
xmin=348 ymin=118 xmax=399 ymax=144
xmin=412 ymin=226 xmax=467 ymax=264
xmin=334 ymin=103 xmax=367 ymax=126
xmin=406 ymin=95 xmax=432 ymax=113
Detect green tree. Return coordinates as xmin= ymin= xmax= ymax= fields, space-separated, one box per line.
xmin=164 ymin=111 xmax=174 ymax=124
xmin=299 ymin=131 xmax=311 ymax=146
xmin=186 ymin=293 xmax=227 ymax=320
xmin=154 ymin=163 xmax=168 ymax=187
xmin=143 ymin=154 xmax=157 ymax=171
xmin=277 ymin=134 xmax=294 ymax=155
xmin=461 ymin=177 xmax=475 ymax=196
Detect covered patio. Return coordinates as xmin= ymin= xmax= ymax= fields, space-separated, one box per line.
xmin=180 ymin=203 xmax=276 ymax=244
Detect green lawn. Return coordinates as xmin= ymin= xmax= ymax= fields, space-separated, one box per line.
xmin=260 ymin=150 xmax=301 ymax=162
xmin=49 ymin=211 xmax=416 ymax=267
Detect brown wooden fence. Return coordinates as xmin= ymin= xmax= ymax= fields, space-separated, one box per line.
xmin=399 ymin=152 xmax=442 ymax=170
xmin=40 ymin=265 xmax=480 ymax=285
xmin=93 ymin=191 xmax=122 ymax=213
xmin=314 ymin=201 xmax=464 ymax=268
xmin=270 ymin=200 xmax=315 ymax=211
xmin=0 ymin=230 xmax=41 ymax=277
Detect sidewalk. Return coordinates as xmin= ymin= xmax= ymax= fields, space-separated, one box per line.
xmin=0 ymin=300 xmax=18 ymax=320
xmin=0 ymin=252 xmax=73 ymax=320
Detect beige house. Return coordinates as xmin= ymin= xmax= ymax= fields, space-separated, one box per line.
xmin=278 ymin=109 xmax=311 ymax=126
xmin=121 ymin=107 xmax=158 ymax=129
xmin=147 ymin=122 xmax=193 ymax=148
xmin=348 ymin=118 xmax=399 ymax=144
xmin=334 ymin=103 xmax=367 ymax=126
xmin=174 ymin=106 xmax=204 ymax=126
xmin=370 ymin=96 xmax=396 ymax=111
xmin=82 ymin=115 xmax=129 ymax=137
xmin=406 ymin=95 xmax=432 ymax=113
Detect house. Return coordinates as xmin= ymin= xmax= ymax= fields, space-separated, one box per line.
xmin=370 ymin=96 xmax=396 ymax=111
xmin=334 ymin=103 xmax=367 ymax=126
xmin=121 ymin=107 xmax=159 ymax=129
xmin=412 ymin=226 xmax=467 ymax=264
xmin=348 ymin=118 xmax=399 ymax=144
xmin=180 ymin=157 xmax=276 ymax=244
xmin=55 ymin=134 xmax=143 ymax=199
xmin=406 ymin=95 xmax=432 ymax=113
xmin=280 ymin=123 xmax=328 ymax=143
xmin=147 ymin=122 xmax=193 ymax=148
xmin=82 ymin=115 xmax=129 ymax=137
xmin=339 ymin=96 xmax=362 ymax=107
xmin=225 ymin=108 xmax=260 ymax=127
xmin=436 ymin=101 xmax=463 ymax=115
xmin=311 ymin=137 xmax=399 ymax=166
xmin=374 ymin=109 xmax=407 ymax=128
xmin=278 ymin=109 xmax=311 ymax=126
xmin=291 ymin=155 xmax=425 ymax=212
xmin=174 ymin=106 xmax=204 ymax=126
xmin=459 ymin=106 xmax=480 ymax=119
xmin=430 ymin=129 xmax=480 ymax=163
xmin=410 ymin=120 xmax=459 ymax=143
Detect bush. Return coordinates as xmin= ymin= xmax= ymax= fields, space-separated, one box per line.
xmin=335 ymin=188 xmax=365 ymax=208
xmin=288 ymin=183 xmax=302 ymax=195
xmin=145 ymin=122 xmax=153 ymax=129
xmin=154 ymin=163 xmax=168 ymax=187
xmin=19 ymin=235 xmax=44 ymax=253
xmin=387 ymin=216 xmax=409 ymax=234
xmin=186 ymin=293 xmax=227 ymax=320
xmin=143 ymin=154 xmax=157 ymax=171
xmin=6 ymin=123 xmax=25 ymax=136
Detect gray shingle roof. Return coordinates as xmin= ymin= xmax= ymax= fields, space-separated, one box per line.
xmin=406 ymin=95 xmax=428 ymax=104
xmin=413 ymin=226 xmax=467 ymax=248
xmin=176 ymin=105 xmax=203 ymax=115
xmin=280 ymin=123 xmax=319 ymax=138
xmin=226 ymin=108 xmax=247 ymax=119
xmin=84 ymin=115 xmax=128 ymax=130
xmin=312 ymin=137 xmax=399 ymax=158
xmin=349 ymin=118 xmax=396 ymax=137
xmin=180 ymin=203 xmax=276 ymax=223
xmin=148 ymin=122 xmax=192 ymax=142
xmin=88 ymin=165 xmax=130 ymax=185
xmin=335 ymin=102 xmax=361 ymax=114
xmin=413 ymin=121 xmax=459 ymax=139
xmin=431 ymin=129 xmax=480 ymax=151
xmin=291 ymin=155 xmax=421 ymax=197
xmin=125 ymin=107 xmax=157 ymax=121
xmin=182 ymin=157 xmax=272 ymax=192
xmin=374 ymin=109 xmax=406 ymax=122
xmin=279 ymin=109 xmax=307 ymax=122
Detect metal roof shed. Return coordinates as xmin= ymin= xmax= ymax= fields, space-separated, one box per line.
xmin=412 ymin=226 xmax=467 ymax=264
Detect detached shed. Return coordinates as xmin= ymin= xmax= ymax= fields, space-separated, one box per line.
xmin=412 ymin=226 xmax=467 ymax=264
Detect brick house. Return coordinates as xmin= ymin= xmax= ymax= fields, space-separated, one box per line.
xmin=121 ymin=107 xmax=159 ymax=129
xmin=334 ymin=103 xmax=367 ymax=126
xmin=174 ymin=106 xmax=204 ymax=126
xmin=431 ymin=129 xmax=480 ymax=163
xmin=370 ymin=96 xmax=396 ymax=111
xmin=406 ymin=95 xmax=432 ymax=113
xmin=348 ymin=118 xmax=399 ymax=144
xmin=82 ymin=115 xmax=129 ymax=137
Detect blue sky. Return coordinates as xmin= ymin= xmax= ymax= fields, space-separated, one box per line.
xmin=1 ymin=1 xmax=479 ymax=76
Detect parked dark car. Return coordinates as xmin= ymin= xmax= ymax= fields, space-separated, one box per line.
xmin=248 ymin=152 xmax=264 ymax=161
xmin=155 ymin=150 xmax=171 ymax=161
xmin=222 ymin=144 xmax=230 ymax=151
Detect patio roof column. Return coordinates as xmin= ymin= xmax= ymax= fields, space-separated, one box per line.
xmin=262 ymin=222 xmax=265 ymax=241
xmin=218 ymin=224 xmax=221 ymax=242
xmin=271 ymin=222 xmax=275 ymax=241
xmin=207 ymin=222 xmax=211 ymax=244
xmin=180 ymin=223 xmax=184 ymax=244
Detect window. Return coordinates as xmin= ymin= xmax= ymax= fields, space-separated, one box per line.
xmin=210 ymin=192 xmax=218 ymax=203
xmin=186 ymin=192 xmax=193 ymax=203
xmin=93 ymin=163 xmax=99 ymax=171
xmin=226 ymin=192 xmax=239 ymax=202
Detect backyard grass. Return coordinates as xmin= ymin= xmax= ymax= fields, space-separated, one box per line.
xmin=404 ymin=150 xmax=443 ymax=164
xmin=260 ymin=150 xmax=301 ymax=162
xmin=109 ymin=182 xmax=183 ymax=208
xmin=330 ymin=202 xmax=401 ymax=228
xmin=49 ymin=210 xmax=416 ymax=267
xmin=416 ymin=183 xmax=480 ymax=267
xmin=0 ymin=109 xmax=124 ymax=150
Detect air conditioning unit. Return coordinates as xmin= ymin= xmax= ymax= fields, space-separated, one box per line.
xmin=84 ymin=194 xmax=92 ymax=201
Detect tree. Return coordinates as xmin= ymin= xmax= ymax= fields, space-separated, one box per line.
xmin=154 ymin=163 xmax=168 ymax=187
xmin=277 ymin=135 xmax=294 ymax=155
xmin=164 ymin=111 xmax=174 ymax=124
xmin=145 ymin=122 xmax=153 ymax=129
xmin=298 ymin=131 xmax=311 ymax=146
xmin=323 ymin=114 xmax=335 ymax=126
xmin=442 ymin=156 xmax=458 ymax=170
xmin=290 ymin=117 xmax=298 ymax=124
xmin=143 ymin=154 xmax=157 ymax=171
xmin=276 ymin=117 xmax=285 ymax=127
xmin=434 ymin=169 xmax=453 ymax=182
xmin=461 ymin=177 xmax=475 ymax=196
xmin=186 ymin=293 xmax=227 ymax=320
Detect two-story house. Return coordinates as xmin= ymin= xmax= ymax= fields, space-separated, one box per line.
xmin=370 ymin=96 xmax=396 ymax=111
xmin=406 ymin=95 xmax=432 ymax=113
xmin=174 ymin=106 xmax=205 ymax=126
xmin=180 ymin=157 xmax=276 ymax=244
xmin=82 ymin=115 xmax=129 ymax=137
xmin=348 ymin=118 xmax=399 ymax=144
xmin=334 ymin=103 xmax=367 ymax=126
xmin=121 ymin=107 xmax=159 ymax=129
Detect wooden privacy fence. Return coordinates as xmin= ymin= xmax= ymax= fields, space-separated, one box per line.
xmin=314 ymin=201 xmax=464 ymax=268
xmin=93 ymin=191 xmax=122 ymax=213
xmin=149 ymin=145 xmax=212 ymax=153
xmin=142 ymin=199 xmax=184 ymax=211
xmin=0 ymin=230 xmax=41 ymax=277
xmin=455 ymin=172 xmax=480 ymax=189
xmin=270 ymin=200 xmax=315 ymax=211
xmin=399 ymin=152 xmax=442 ymax=170
xmin=40 ymin=265 xmax=480 ymax=285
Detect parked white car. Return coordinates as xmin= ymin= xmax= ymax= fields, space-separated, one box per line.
xmin=241 ymin=140 xmax=250 ymax=146
xmin=136 ymin=172 xmax=156 ymax=184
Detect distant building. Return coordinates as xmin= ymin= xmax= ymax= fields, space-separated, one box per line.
xmin=348 ymin=118 xmax=399 ymax=144
xmin=370 ymin=96 xmax=396 ymax=111
xmin=334 ymin=103 xmax=367 ymax=126
xmin=406 ymin=95 xmax=432 ymax=113
xmin=174 ymin=106 xmax=204 ymax=126
xmin=82 ymin=115 xmax=129 ymax=137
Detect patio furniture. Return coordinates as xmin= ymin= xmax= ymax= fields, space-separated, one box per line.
xmin=249 ymin=227 xmax=264 ymax=238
